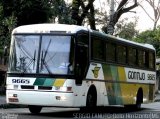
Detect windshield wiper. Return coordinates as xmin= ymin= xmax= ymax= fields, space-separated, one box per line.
xmin=40 ymin=39 xmax=53 ymax=74
xmin=20 ymin=50 xmax=36 ymax=73
xmin=16 ymin=39 xmax=37 ymax=73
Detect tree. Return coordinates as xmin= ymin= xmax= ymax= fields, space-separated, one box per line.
xmin=71 ymin=0 xmax=138 ymax=33
xmin=2 ymin=0 xmax=53 ymax=26
xmin=103 ymin=0 xmax=138 ymax=34
xmin=114 ymin=17 xmax=139 ymax=39
xmin=139 ymin=0 xmax=160 ymax=30
xmin=49 ymin=0 xmax=74 ymax=24
xmin=0 ymin=1 xmax=17 ymax=50
xmin=71 ymin=0 xmax=96 ymax=30
xmin=1 ymin=0 xmax=73 ymax=25
xmin=133 ymin=27 xmax=160 ymax=57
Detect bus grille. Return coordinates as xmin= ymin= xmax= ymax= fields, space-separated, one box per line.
xmin=21 ymin=85 xmax=34 ymax=89
xmin=38 ymin=86 xmax=52 ymax=90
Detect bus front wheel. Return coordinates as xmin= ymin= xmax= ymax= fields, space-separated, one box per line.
xmin=28 ymin=105 xmax=42 ymax=114
xmin=80 ymin=86 xmax=97 ymax=112
xmin=86 ymin=86 xmax=97 ymax=108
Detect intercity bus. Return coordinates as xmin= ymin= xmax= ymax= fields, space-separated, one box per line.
xmin=6 ymin=24 xmax=156 ymax=113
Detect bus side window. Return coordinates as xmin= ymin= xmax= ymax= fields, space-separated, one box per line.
xmin=149 ymin=52 xmax=155 ymax=69
xmin=117 ymin=45 xmax=127 ymax=64
xmin=144 ymin=51 xmax=149 ymax=68
xmin=106 ymin=43 xmax=116 ymax=62
xmin=91 ymin=36 xmax=105 ymax=61
xmin=138 ymin=50 xmax=145 ymax=68
xmin=128 ymin=47 xmax=137 ymax=66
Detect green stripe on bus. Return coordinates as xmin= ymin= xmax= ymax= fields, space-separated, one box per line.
xmin=44 ymin=78 xmax=55 ymax=86
xmin=33 ymin=78 xmax=46 ymax=86
xmin=33 ymin=78 xmax=56 ymax=86
xmin=103 ymin=64 xmax=123 ymax=105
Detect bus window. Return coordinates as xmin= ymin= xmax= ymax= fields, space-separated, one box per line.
xmin=144 ymin=51 xmax=149 ymax=68
xmin=8 ymin=35 xmax=40 ymax=73
xmin=91 ymin=36 xmax=105 ymax=61
xmin=128 ymin=47 xmax=137 ymax=66
xmin=40 ymin=35 xmax=72 ymax=74
xmin=117 ymin=45 xmax=127 ymax=64
xmin=138 ymin=50 xmax=145 ymax=68
xmin=149 ymin=52 xmax=155 ymax=69
xmin=106 ymin=43 xmax=116 ymax=62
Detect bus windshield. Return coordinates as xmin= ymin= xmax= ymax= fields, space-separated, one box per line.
xmin=8 ymin=35 xmax=74 ymax=75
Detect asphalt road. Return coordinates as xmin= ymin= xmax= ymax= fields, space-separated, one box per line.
xmin=1 ymin=103 xmax=160 ymax=119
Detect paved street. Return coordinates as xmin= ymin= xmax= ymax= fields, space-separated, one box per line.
xmin=1 ymin=103 xmax=160 ymax=119
xmin=0 ymin=93 xmax=160 ymax=119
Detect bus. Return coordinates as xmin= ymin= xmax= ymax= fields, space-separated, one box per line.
xmin=6 ymin=24 xmax=156 ymax=113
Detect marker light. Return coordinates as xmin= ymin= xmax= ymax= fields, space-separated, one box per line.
xmin=55 ymin=86 xmax=72 ymax=92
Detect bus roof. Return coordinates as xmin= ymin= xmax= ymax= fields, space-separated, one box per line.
xmin=12 ymin=23 xmax=155 ymax=50
xmin=91 ymin=30 xmax=155 ymax=50
xmin=12 ymin=23 xmax=88 ymax=34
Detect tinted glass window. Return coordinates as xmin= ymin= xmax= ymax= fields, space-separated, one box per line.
xmin=91 ymin=36 xmax=105 ymax=61
xmin=138 ymin=50 xmax=145 ymax=67
xmin=128 ymin=47 xmax=137 ymax=66
xmin=106 ymin=43 xmax=116 ymax=62
xmin=149 ymin=52 xmax=155 ymax=69
xmin=117 ymin=45 xmax=126 ymax=64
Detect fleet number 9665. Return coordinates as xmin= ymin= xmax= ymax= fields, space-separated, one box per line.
xmin=12 ymin=79 xmax=30 ymax=84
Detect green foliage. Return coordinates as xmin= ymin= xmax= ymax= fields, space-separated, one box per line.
xmin=133 ymin=27 xmax=160 ymax=57
xmin=0 ymin=1 xmax=17 ymax=50
xmin=2 ymin=0 xmax=53 ymax=25
xmin=50 ymin=0 xmax=74 ymax=24
xmin=114 ymin=18 xmax=139 ymax=39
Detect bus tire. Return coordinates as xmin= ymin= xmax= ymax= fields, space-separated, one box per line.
xmin=124 ymin=88 xmax=143 ymax=110
xmin=134 ymin=88 xmax=143 ymax=109
xmin=86 ymin=86 xmax=97 ymax=109
xmin=28 ymin=105 xmax=42 ymax=114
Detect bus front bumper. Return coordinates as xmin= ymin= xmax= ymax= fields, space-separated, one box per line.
xmin=6 ymin=90 xmax=75 ymax=107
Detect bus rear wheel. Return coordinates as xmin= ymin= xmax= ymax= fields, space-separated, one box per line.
xmin=28 ymin=105 xmax=42 ymax=114
xmin=134 ymin=89 xmax=143 ymax=109
xmin=124 ymin=89 xmax=143 ymax=110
